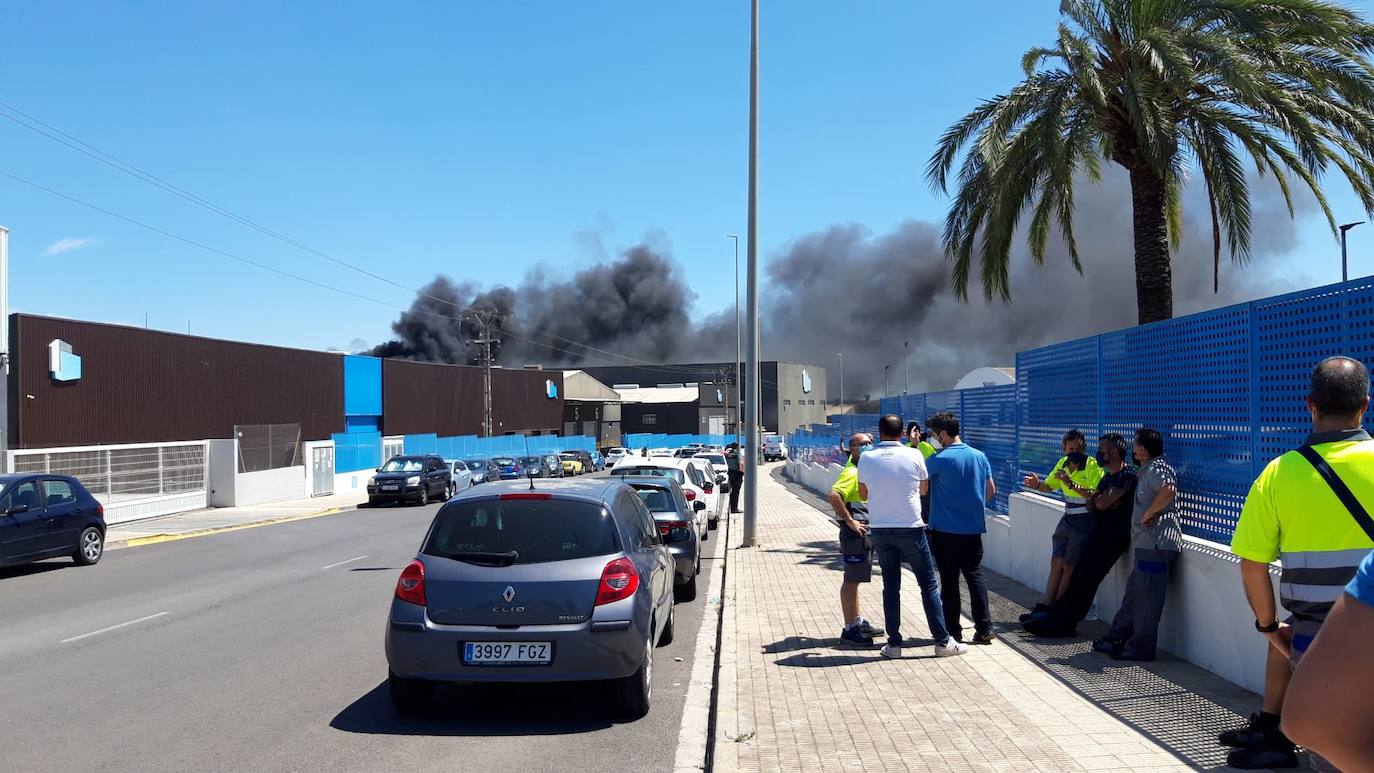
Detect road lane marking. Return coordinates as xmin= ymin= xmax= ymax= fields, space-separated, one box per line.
xmin=321 ymin=554 xmax=370 ymax=570
xmin=59 ymin=612 xmax=170 ymax=644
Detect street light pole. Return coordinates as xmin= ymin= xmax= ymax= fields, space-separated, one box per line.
xmin=1341 ymin=221 xmax=1365 ymax=282
xmin=727 ymin=233 xmax=740 ymax=447
xmin=837 ymin=352 xmax=844 ymax=414
xmin=884 ymin=365 xmax=890 ymax=398
xmin=903 ymin=340 xmax=909 ymax=395
xmin=742 ymin=0 xmax=761 ymax=548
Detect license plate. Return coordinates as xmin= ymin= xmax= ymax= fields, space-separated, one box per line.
xmin=381 ymin=485 xmax=399 ymax=492
xmin=463 ymin=641 xmax=553 ymax=666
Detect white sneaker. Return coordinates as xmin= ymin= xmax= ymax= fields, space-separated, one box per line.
xmin=880 ymin=644 xmax=903 ymax=659
xmin=935 ymin=639 xmax=970 ymax=657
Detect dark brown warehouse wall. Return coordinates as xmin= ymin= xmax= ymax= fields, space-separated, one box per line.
xmin=382 ymin=361 xmax=563 ymax=436
xmin=10 ymin=315 xmax=344 ymax=448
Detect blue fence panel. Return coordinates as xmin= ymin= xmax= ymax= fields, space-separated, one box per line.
xmin=404 ymin=434 xmax=439 ymax=456
xmin=1015 ymin=336 xmax=1100 ymax=485
xmin=959 ymin=384 xmax=1018 ymax=514
xmin=333 ymin=431 xmax=382 ymax=473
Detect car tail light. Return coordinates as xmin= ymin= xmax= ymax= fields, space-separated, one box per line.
xmin=657 ymin=519 xmax=690 ymax=537
xmin=395 ymin=560 xmax=427 ymax=606
xmin=595 ymin=557 xmax=640 ymax=606
xmin=703 ymin=482 xmax=714 ymax=493
xmin=685 ymin=489 xmax=697 ymax=501
xmin=500 ymin=492 xmax=553 ymax=500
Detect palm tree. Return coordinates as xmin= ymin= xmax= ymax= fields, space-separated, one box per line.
xmin=928 ymin=0 xmax=1374 ymax=324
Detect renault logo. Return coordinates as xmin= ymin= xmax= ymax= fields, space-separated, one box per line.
xmin=502 ymin=586 xmax=516 ymax=603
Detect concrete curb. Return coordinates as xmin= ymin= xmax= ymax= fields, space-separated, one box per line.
xmin=105 ymin=506 xmax=353 ymax=551
xmin=671 ymin=509 xmax=732 ymax=773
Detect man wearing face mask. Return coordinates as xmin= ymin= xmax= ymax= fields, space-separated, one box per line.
xmin=1023 ymin=433 xmax=1137 ymax=639
xmin=827 ymin=432 xmax=885 ymax=646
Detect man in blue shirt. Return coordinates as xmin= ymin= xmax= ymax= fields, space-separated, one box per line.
xmin=924 ymin=411 xmax=997 ymax=644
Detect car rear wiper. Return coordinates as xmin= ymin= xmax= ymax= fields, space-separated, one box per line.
xmin=443 ymin=550 xmax=519 ymax=566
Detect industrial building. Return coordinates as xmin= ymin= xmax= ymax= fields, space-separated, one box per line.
xmin=5 ymin=314 xmax=567 ymax=523
xmin=577 ymin=361 xmax=828 ymax=436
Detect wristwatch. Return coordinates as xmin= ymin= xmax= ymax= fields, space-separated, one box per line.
xmin=1254 ymin=619 xmax=1280 ymax=633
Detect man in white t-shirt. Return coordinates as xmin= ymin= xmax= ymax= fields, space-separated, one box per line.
xmin=858 ymin=414 xmax=970 ymax=659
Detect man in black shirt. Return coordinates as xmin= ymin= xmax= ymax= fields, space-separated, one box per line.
xmin=1024 ymin=433 xmax=1137 ymax=638
xmin=725 ymin=442 xmax=745 ymax=514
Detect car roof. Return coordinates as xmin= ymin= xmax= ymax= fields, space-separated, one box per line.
xmin=0 ymin=473 xmax=77 ymax=484
xmin=619 ymin=475 xmax=681 ymax=490
xmin=450 ymin=477 xmax=626 ymax=502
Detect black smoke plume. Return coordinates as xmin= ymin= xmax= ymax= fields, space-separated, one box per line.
xmin=373 ymin=167 xmax=1319 ymax=398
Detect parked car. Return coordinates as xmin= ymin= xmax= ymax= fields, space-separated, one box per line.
xmin=559 ymin=452 xmax=585 ymax=476
xmin=384 ymin=480 xmax=675 ymax=718
xmin=0 ymin=474 xmax=106 ymax=569
xmin=609 ymin=459 xmax=709 ymax=538
xmin=623 ymin=476 xmax=702 ymax=601
xmin=448 ymin=460 xmax=474 ymax=492
xmin=567 ymin=450 xmax=596 ymax=472
xmin=543 ymin=454 xmax=566 ymax=478
xmin=368 ymin=455 xmax=453 ymax=506
xmin=679 ymin=458 xmax=724 ymax=531
xmin=672 ymin=447 xmax=699 ymax=459
xmin=520 ymin=456 xmax=552 ymax=478
xmin=605 ymin=447 xmax=629 ymax=466
xmin=491 ymin=456 xmax=526 ymax=481
xmin=590 ymin=451 xmax=606 ymax=471
xmin=464 ymin=458 xmax=500 ymax=485
xmin=762 ymin=435 xmax=786 ymax=462
xmin=695 ymin=452 xmax=729 ymax=479
xmin=648 ymin=448 xmax=675 ymax=458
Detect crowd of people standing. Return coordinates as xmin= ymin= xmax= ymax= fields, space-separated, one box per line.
xmin=818 ymin=356 xmax=1374 ymax=770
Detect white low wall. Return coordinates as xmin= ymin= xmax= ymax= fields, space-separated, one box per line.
xmin=784 ymin=460 xmax=1277 ymax=695
xmin=333 ymin=468 xmax=374 ymax=496
xmin=207 ymin=439 xmax=310 ymax=507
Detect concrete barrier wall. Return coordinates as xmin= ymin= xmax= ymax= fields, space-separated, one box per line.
xmin=207 ymin=439 xmax=310 ymax=507
xmin=784 ymin=460 xmax=1276 ymax=695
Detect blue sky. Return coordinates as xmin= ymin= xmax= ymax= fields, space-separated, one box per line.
xmin=2 ymin=0 xmax=1371 ymax=351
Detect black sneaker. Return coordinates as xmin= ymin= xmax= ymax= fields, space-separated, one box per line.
xmin=1226 ymin=740 xmax=1299 ymax=770
xmin=856 ymin=620 xmax=885 ymax=638
xmin=1220 ymin=713 xmax=1279 ymax=749
xmin=1018 ymin=603 xmax=1049 ymax=623
xmin=1092 ymin=637 xmax=1122 ymax=656
xmin=839 ymin=627 xmax=875 ymax=647
xmin=972 ymin=632 xmax=996 ymax=645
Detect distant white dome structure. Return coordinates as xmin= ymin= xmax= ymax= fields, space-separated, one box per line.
xmin=954 ymin=367 xmax=1015 ymax=390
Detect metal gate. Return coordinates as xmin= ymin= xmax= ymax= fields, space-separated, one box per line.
xmin=311 ymin=446 xmax=335 ymax=497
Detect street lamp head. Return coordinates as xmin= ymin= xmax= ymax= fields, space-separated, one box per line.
xmin=726 ymin=233 xmax=739 ymax=239
xmin=1341 ymin=221 xmax=1366 ymax=233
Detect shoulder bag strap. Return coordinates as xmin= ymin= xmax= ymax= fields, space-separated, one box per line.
xmin=1295 ymin=445 xmax=1374 ymax=542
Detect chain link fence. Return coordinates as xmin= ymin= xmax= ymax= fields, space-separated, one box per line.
xmin=234 ymin=423 xmax=301 ymax=474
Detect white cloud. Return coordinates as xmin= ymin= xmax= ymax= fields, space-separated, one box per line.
xmin=41 ymin=237 xmax=97 ymax=257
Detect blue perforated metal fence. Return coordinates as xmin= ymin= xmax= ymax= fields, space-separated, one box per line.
xmin=805 ymin=277 xmax=1374 ymax=542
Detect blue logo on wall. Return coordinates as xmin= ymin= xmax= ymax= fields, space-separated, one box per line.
xmin=49 ymin=339 xmax=82 ymax=383
xmin=802 ymin=369 xmax=812 ymax=394
xmin=545 ymin=379 xmax=558 ymax=399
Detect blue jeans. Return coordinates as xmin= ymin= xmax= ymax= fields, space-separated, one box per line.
xmin=870 ymin=527 xmax=951 ymax=647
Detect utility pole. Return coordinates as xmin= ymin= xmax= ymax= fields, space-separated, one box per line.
xmin=903 ymin=340 xmax=909 ymax=395
xmin=1341 ymin=221 xmax=1364 ymax=282
xmin=884 ymin=365 xmax=890 ymax=398
xmin=0 ymin=226 xmax=9 ymax=464
xmin=727 ymin=234 xmax=741 ymax=450
xmin=742 ymin=0 xmax=760 ymax=548
xmin=465 ymin=311 xmax=498 ymax=437
xmin=837 ymin=352 xmax=844 ymax=414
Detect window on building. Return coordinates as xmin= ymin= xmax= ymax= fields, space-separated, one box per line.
xmin=643 ymin=414 xmax=657 ymax=425
xmin=783 ymin=399 xmax=792 ymax=406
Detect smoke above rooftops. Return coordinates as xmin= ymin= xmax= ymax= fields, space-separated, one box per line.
xmin=372 ymin=167 xmax=1318 ymax=398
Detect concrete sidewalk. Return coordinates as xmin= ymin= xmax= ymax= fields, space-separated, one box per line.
xmin=710 ymin=464 xmax=1297 ymax=772
xmin=106 ymin=489 xmax=370 ymax=547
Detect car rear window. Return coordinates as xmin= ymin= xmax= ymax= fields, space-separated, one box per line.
xmin=422 ymin=498 xmax=621 ymax=564
xmin=611 ymin=466 xmax=686 ymax=485
xmin=630 ymin=485 xmax=679 ymax=514
xmin=698 ymin=454 xmax=726 ymax=465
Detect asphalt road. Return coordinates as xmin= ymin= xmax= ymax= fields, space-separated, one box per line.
xmin=0 ymin=476 xmax=721 ymax=772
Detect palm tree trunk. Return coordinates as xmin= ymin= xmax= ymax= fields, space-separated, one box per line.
xmin=1127 ymin=164 xmax=1174 ymax=324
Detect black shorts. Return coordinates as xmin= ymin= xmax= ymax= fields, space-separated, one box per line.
xmin=839 ymin=523 xmax=873 ymax=583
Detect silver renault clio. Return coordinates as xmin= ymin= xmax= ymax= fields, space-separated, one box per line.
xmin=385 ymin=478 xmax=675 ymax=718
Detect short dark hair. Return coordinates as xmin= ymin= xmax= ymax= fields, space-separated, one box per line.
xmin=927 ymin=411 xmax=960 ymax=438
xmin=907 ymin=421 xmax=921 ymax=434
xmin=878 ymin=414 xmax=904 ymax=440
xmin=1310 ymin=356 xmax=1370 ymax=417
xmin=1099 ymin=433 xmax=1127 ymax=460
xmin=1135 ymin=428 xmax=1164 ymax=457
xmin=1062 ymin=429 xmax=1086 ymax=445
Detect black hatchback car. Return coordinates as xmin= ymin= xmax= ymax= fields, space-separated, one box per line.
xmin=368 ymin=455 xmax=453 ymax=506
xmin=0 ymin=474 xmax=106 ymax=568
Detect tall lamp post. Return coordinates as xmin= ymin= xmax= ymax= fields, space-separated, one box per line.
xmin=836 ymin=352 xmax=844 ymax=414
xmin=903 ymin=340 xmax=909 ymax=395
xmin=1341 ymin=221 xmax=1364 ymax=282
xmin=727 ymin=233 xmax=741 ymax=446
xmin=741 ymin=0 xmax=761 ymax=548
xmin=884 ymin=364 xmax=891 ymax=398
